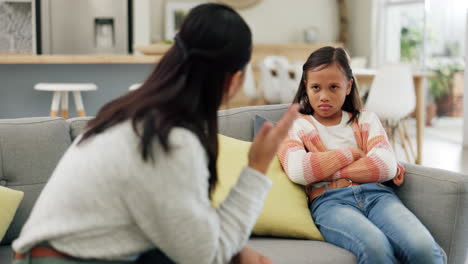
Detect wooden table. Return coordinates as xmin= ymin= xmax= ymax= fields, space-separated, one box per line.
xmin=353 ymin=68 xmax=432 ymax=165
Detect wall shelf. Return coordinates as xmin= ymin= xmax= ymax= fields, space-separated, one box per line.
xmin=2 ymin=0 xmax=33 ymax=3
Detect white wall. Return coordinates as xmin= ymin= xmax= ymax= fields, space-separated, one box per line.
xmin=133 ymin=0 xmax=151 ymax=47
xmin=237 ymin=0 xmax=339 ymax=43
xmin=347 ymin=0 xmax=373 ymax=65
xmin=463 ymin=10 xmax=468 ymax=147
xmin=144 ymin=0 xmax=374 ymax=65
xmin=149 ymin=0 xmax=164 ymax=42
xmin=148 ymin=0 xmax=339 ymax=43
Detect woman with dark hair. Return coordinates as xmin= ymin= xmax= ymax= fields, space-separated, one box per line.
xmin=12 ymin=4 xmax=298 ymax=264
xmin=278 ymin=46 xmax=445 ymax=264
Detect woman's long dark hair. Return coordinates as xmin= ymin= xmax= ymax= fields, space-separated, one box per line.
xmin=293 ymin=46 xmax=362 ymax=124
xmin=79 ymin=3 xmax=252 ymax=197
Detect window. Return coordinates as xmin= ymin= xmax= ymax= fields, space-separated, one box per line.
xmin=374 ymin=0 xmax=468 ymax=67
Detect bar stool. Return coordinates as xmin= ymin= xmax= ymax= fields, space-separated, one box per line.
xmin=34 ymin=83 xmax=97 ymax=118
xmin=129 ymin=83 xmax=142 ymax=91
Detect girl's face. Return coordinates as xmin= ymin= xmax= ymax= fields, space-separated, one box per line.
xmin=304 ymin=63 xmax=352 ymax=125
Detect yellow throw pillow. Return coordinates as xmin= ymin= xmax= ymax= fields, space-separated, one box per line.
xmin=213 ymin=134 xmax=323 ymax=240
xmin=0 ymin=186 xmax=24 ymax=241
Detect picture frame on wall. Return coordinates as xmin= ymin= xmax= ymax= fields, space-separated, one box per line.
xmin=165 ymin=1 xmax=204 ymax=41
xmin=0 ymin=0 xmax=36 ymax=54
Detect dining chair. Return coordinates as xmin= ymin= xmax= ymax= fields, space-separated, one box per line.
xmin=365 ymin=64 xmax=416 ymax=162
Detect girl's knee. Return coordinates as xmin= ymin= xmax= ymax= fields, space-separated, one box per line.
xmin=360 ymin=239 xmax=395 ymax=263
xmin=403 ymin=240 xmax=445 ymax=264
xmin=339 ymin=230 xmax=395 ymax=264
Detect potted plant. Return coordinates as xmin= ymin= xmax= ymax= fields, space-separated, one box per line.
xmin=428 ymin=62 xmax=464 ymax=117
xmin=399 ymin=26 xmax=437 ymax=125
xmin=400 ymin=26 xmax=423 ymax=63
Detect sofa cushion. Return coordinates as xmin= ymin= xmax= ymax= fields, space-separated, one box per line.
xmin=0 ymin=117 xmax=71 ymax=245
xmin=0 ymin=187 xmax=24 ymax=241
xmin=247 ymin=237 xmax=356 ymax=264
xmin=254 ymin=114 xmax=270 ymax=137
xmin=0 ymin=239 xmax=356 ymax=264
xmin=218 ymin=104 xmax=290 ymax=142
xmin=67 ymin=117 xmax=94 ymax=141
xmin=213 ymin=134 xmax=323 ymax=240
xmin=0 ymin=245 xmax=12 ymax=264
xmin=396 ymin=162 xmax=467 ymax=264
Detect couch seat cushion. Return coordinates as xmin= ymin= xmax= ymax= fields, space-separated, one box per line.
xmin=248 ymin=237 xmax=356 ymax=264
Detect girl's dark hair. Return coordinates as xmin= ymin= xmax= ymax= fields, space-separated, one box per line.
xmin=79 ymin=3 xmax=252 ymax=197
xmin=293 ymin=46 xmax=362 ymax=124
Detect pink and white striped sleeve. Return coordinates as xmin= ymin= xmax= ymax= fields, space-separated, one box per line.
xmin=332 ymin=112 xmax=398 ymax=183
xmin=277 ymin=119 xmax=362 ymax=185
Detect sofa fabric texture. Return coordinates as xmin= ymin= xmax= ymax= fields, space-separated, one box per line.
xmin=0 ymin=118 xmax=71 ymax=245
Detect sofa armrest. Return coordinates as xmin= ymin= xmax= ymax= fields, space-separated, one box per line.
xmin=396 ymin=162 xmax=467 ymax=264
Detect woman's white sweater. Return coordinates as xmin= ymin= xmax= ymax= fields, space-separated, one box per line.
xmin=13 ymin=121 xmax=271 ymax=264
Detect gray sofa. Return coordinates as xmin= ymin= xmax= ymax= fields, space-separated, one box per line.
xmin=0 ymin=104 xmax=467 ymax=264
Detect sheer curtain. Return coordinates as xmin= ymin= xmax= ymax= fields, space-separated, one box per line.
xmin=463 ymin=10 xmax=468 ymax=147
xmin=427 ymin=0 xmax=467 ymax=58
xmin=373 ymin=0 xmax=425 ymax=67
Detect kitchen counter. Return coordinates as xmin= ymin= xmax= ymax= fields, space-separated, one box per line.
xmin=0 ymin=55 xmax=160 ymax=64
xmin=0 ymin=57 xmax=156 ymax=118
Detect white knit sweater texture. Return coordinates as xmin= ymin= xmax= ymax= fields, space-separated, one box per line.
xmin=13 ymin=121 xmax=272 ymax=264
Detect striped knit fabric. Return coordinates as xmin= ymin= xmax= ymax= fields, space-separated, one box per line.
xmin=278 ymin=111 xmax=405 ymax=188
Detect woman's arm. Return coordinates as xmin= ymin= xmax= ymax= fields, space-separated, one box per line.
xmin=124 ymin=129 xmax=272 ymax=264
xmin=277 ymin=121 xmax=363 ymax=185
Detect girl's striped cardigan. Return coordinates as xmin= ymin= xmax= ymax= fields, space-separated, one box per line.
xmin=277 ymin=111 xmax=405 ymax=188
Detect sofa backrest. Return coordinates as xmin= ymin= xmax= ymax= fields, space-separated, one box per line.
xmin=0 ymin=118 xmax=71 ymax=245
xmin=67 ymin=117 xmax=94 ymax=141
xmin=68 ymin=104 xmax=292 ymax=143
xmin=0 ymin=105 xmax=289 ymax=244
xmin=218 ymin=104 xmax=289 ymax=141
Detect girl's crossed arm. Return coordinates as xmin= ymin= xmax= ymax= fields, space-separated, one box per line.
xmin=330 ymin=112 xmax=404 ymax=184
xmin=278 ymin=122 xmax=363 ymax=185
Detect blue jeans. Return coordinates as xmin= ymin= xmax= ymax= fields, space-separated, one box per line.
xmin=310 ymin=183 xmax=446 ymax=264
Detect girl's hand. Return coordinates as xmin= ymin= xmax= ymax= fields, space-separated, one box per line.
xmin=248 ymin=104 xmax=300 ymax=174
xmin=349 ymin=147 xmax=366 ymax=159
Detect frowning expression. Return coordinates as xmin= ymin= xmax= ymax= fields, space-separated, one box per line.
xmin=304 ymin=63 xmax=352 ymax=125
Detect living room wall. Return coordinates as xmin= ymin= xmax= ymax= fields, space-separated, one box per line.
xmin=147 ymin=0 xmax=373 ymax=62
xmin=346 ymin=0 xmax=373 ymax=61
xmin=149 ymin=0 xmax=339 ymax=44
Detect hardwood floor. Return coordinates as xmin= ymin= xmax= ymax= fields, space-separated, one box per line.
xmin=396 ymin=117 xmax=468 ymax=174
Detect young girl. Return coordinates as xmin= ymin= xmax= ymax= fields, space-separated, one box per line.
xmin=278 ymin=46 xmax=446 ymax=264
xmin=12 ymin=4 xmax=298 ymax=264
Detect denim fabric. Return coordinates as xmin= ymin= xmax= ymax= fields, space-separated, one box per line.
xmin=310 ymin=183 xmax=446 ymax=264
